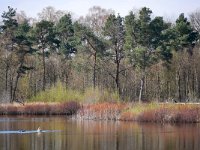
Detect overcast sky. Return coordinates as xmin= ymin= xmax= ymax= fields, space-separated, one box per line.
xmin=0 ymin=0 xmax=200 ymax=20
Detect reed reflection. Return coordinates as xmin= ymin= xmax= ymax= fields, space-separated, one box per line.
xmin=0 ymin=117 xmax=199 ymax=150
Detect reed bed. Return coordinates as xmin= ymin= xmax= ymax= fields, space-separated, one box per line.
xmin=77 ymin=102 xmax=200 ymax=123
xmin=120 ymin=103 xmax=200 ymax=123
xmin=1 ymin=101 xmax=200 ymax=123
xmin=0 ymin=101 xmax=80 ymax=115
xmin=76 ymin=102 xmax=128 ymax=120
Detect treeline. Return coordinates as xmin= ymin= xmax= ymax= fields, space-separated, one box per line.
xmin=0 ymin=6 xmax=200 ymax=103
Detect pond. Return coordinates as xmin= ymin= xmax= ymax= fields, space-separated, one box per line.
xmin=0 ymin=116 xmax=199 ymax=150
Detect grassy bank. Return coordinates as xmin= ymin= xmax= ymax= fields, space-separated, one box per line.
xmin=76 ymin=102 xmax=200 ymax=123
xmin=1 ymin=101 xmax=200 ymax=123
xmin=0 ymin=101 xmax=80 ymax=115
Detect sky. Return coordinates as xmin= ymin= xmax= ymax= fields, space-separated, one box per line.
xmin=0 ymin=0 xmax=200 ymax=20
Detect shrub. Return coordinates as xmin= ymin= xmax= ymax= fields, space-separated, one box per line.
xmin=62 ymin=101 xmax=81 ymax=115
xmin=28 ymin=82 xmax=84 ymax=103
xmin=0 ymin=101 xmax=81 ymax=116
xmin=77 ymin=102 xmax=127 ymax=120
xmin=115 ymin=103 xmax=200 ymax=123
xmin=28 ymin=82 xmax=120 ymax=103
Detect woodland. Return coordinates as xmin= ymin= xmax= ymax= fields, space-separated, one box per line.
xmin=0 ymin=6 xmax=200 ymax=104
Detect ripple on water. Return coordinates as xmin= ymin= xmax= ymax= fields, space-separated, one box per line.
xmin=0 ymin=130 xmax=61 ymax=134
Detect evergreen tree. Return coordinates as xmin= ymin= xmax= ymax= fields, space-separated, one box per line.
xmin=12 ymin=21 xmax=35 ymax=102
xmin=174 ymin=13 xmax=198 ymax=55
xmin=104 ymin=14 xmax=125 ymax=96
xmin=0 ymin=6 xmax=18 ymax=101
xmin=125 ymin=7 xmax=171 ymax=102
xmin=56 ymin=14 xmax=77 ymax=58
xmin=34 ymin=20 xmax=59 ymax=90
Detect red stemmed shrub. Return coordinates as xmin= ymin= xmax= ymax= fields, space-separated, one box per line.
xmin=62 ymin=101 xmax=81 ymax=115
xmin=77 ymin=102 xmax=127 ymax=120
xmin=0 ymin=101 xmax=80 ymax=115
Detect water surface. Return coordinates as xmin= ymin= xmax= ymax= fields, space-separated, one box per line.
xmin=0 ymin=116 xmax=199 ymax=150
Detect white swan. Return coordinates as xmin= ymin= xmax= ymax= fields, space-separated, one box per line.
xmin=37 ymin=127 xmax=41 ymax=133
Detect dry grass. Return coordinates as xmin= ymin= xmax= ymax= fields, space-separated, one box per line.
xmin=125 ymin=103 xmax=200 ymax=123
xmin=76 ymin=102 xmax=200 ymax=123
xmin=76 ymin=102 xmax=127 ymax=120
xmin=1 ymin=101 xmax=200 ymax=123
xmin=0 ymin=101 xmax=80 ymax=115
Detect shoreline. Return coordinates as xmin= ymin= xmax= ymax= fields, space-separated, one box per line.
xmin=0 ymin=101 xmax=80 ymax=115
xmin=0 ymin=102 xmax=200 ymax=123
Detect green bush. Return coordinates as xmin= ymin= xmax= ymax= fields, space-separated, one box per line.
xmin=28 ymin=82 xmax=84 ymax=102
xmin=29 ymin=82 xmax=120 ymax=103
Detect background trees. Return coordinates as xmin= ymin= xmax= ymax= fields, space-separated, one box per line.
xmin=103 ymin=14 xmax=125 ymax=96
xmin=11 ymin=21 xmax=35 ymax=102
xmin=190 ymin=9 xmax=200 ymax=35
xmin=0 ymin=6 xmax=19 ymax=101
xmin=0 ymin=6 xmax=200 ymax=103
xmin=33 ymin=20 xmax=59 ymax=90
xmin=124 ymin=8 xmax=170 ymax=102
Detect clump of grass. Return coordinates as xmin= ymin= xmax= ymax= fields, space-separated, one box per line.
xmin=77 ymin=102 xmax=127 ymax=120
xmin=128 ymin=102 xmax=160 ymax=115
xmin=83 ymin=88 xmax=120 ymax=103
xmin=119 ymin=102 xmax=160 ymax=121
xmin=119 ymin=111 xmax=136 ymax=121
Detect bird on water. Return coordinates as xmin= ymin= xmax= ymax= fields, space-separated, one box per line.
xmin=18 ymin=127 xmax=42 ymax=133
xmin=37 ymin=127 xmax=42 ymax=133
xmin=19 ymin=129 xmax=26 ymax=133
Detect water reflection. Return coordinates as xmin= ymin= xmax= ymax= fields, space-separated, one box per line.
xmin=0 ymin=116 xmax=199 ymax=150
xmin=0 ymin=130 xmax=60 ymax=134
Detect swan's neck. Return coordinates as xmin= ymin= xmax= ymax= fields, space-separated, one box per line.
xmin=37 ymin=128 xmax=41 ymax=132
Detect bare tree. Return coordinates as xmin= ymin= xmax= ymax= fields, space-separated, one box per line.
xmin=15 ymin=11 xmax=28 ymax=24
xmin=38 ymin=6 xmax=68 ymax=23
xmin=79 ymin=6 xmax=114 ymax=37
xmin=77 ymin=6 xmax=113 ymax=89
xmin=190 ymin=9 xmax=200 ymax=33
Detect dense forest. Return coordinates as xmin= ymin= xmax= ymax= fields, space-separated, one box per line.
xmin=0 ymin=6 xmax=200 ymax=103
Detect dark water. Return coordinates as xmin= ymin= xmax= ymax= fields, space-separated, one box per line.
xmin=0 ymin=116 xmax=200 ymax=150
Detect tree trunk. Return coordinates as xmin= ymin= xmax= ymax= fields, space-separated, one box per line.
xmin=5 ymin=62 xmax=9 ymax=92
xmin=183 ymin=71 xmax=187 ymax=100
xmin=12 ymin=73 xmax=20 ymax=102
xmin=176 ymin=70 xmax=181 ymax=102
xmin=139 ymin=70 xmax=145 ymax=103
xmin=167 ymin=81 xmax=171 ymax=100
xmin=93 ymin=52 xmax=97 ymax=89
xmin=65 ymin=73 xmax=68 ymax=89
xmin=9 ymin=75 xmax=13 ymax=103
xmin=53 ymin=68 xmax=56 ymax=87
xmin=157 ymin=72 xmax=161 ymax=102
xmin=115 ymin=56 xmax=121 ymax=96
xmin=42 ymin=48 xmax=46 ymax=91
xmin=34 ymin=77 xmax=37 ymax=96
xmin=12 ymin=52 xmax=26 ymax=103
xmin=194 ymin=69 xmax=198 ymax=99
xmin=114 ymin=46 xmax=121 ymax=96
